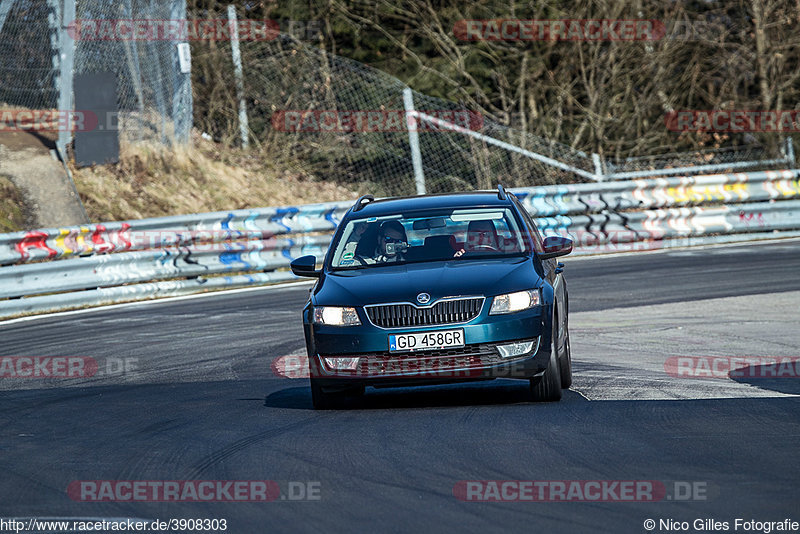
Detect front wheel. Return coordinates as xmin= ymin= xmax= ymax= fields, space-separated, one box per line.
xmin=558 ymin=327 xmax=573 ymax=389
xmin=530 ymin=325 xmax=563 ymax=402
xmin=310 ymin=379 xmax=336 ymax=410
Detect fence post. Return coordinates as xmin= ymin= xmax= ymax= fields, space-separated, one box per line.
xmin=403 ymin=87 xmax=426 ymax=195
xmin=784 ymin=137 xmax=795 ymax=166
xmin=172 ymin=0 xmax=192 ymax=144
xmin=56 ymin=0 xmax=75 ymax=161
xmin=228 ymin=5 xmax=249 ymax=149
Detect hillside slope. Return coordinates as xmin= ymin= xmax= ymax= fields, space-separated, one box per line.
xmin=71 ymin=132 xmax=359 ymax=223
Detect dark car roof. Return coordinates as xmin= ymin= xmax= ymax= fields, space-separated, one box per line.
xmin=351 ymin=191 xmax=514 ymax=218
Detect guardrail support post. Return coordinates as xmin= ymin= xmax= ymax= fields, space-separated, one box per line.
xmin=403 ymin=87 xmax=426 ymax=195
xmin=592 ymin=153 xmax=604 ymax=181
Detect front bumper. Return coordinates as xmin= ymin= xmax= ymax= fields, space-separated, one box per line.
xmin=305 ymin=306 xmax=550 ymax=389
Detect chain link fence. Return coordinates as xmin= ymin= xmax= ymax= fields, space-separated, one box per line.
xmin=602 ymin=142 xmax=795 ymax=179
xmin=200 ymin=31 xmax=794 ymax=196
xmin=0 ymin=0 xmax=60 ymax=111
xmin=1 ymin=1 xmax=794 ymax=194
xmin=192 ymin=33 xmax=418 ymax=197
xmin=405 ymin=90 xmax=595 ymax=192
xmin=73 ymin=0 xmax=192 ymax=146
xmin=192 ymin=33 xmax=597 ymax=196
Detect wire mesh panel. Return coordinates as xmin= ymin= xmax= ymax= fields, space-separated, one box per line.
xmin=204 ymin=32 xmax=792 ymax=196
xmin=0 ymin=0 xmax=192 ymax=151
xmin=73 ymin=0 xmax=192 ymax=145
xmin=194 ymin=33 xmax=596 ymax=196
xmin=0 ymin=0 xmax=792 ymax=190
xmin=254 ymin=38 xmax=417 ymax=196
xmin=0 ymin=0 xmax=60 ymax=111
xmin=194 ymin=34 xmax=418 ymax=197
xmin=411 ymin=90 xmax=596 ymax=191
xmin=603 ymin=144 xmax=792 ymax=178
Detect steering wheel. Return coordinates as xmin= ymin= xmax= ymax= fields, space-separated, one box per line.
xmin=351 ymin=254 xmax=370 ymax=266
xmin=469 ymin=245 xmax=499 ymax=252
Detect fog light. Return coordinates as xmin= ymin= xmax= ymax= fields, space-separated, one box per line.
xmin=496 ymin=340 xmax=536 ymax=359
xmin=324 ymin=357 xmax=360 ymax=371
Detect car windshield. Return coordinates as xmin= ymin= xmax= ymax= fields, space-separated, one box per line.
xmin=330 ymin=207 xmax=530 ymax=269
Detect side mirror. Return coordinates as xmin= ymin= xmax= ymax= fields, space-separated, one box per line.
xmin=290 ymin=255 xmax=321 ymax=277
xmin=539 ymin=236 xmax=573 ymax=260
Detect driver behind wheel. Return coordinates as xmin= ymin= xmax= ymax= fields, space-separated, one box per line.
xmin=454 ymin=219 xmax=500 ymax=257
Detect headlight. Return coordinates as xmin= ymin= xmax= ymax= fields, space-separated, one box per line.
xmin=490 ymin=289 xmax=540 ymax=315
xmin=313 ymin=306 xmax=361 ymax=326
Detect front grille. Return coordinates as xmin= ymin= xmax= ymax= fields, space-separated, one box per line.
xmin=365 ymin=297 xmax=484 ymax=328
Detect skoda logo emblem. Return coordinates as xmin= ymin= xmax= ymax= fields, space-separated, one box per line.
xmin=416 ymin=292 xmax=431 ymax=304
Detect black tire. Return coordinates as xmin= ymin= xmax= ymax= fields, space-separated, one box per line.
xmin=310 ymin=379 xmax=337 ymax=410
xmin=310 ymin=379 xmax=364 ymax=410
xmin=558 ymin=327 xmax=573 ymax=389
xmin=530 ymin=324 xmax=563 ymax=402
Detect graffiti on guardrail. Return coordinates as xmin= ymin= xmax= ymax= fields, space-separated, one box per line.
xmin=1 ymin=170 xmax=799 ymax=319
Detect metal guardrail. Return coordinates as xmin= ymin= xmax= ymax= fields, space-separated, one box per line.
xmin=0 ymin=237 xmax=332 ymax=300
xmin=0 ymin=203 xmax=351 ymax=266
xmin=0 ymin=169 xmax=798 ymax=319
xmin=512 ymin=169 xmax=800 ymax=215
xmin=0 ymin=272 xmax=298 ymax=319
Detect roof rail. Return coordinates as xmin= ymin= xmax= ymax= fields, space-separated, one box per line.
xmin=497 ymin=184 xmax=507 ymax=200
xmin=352 ymin=194 xmax=375 ymax=212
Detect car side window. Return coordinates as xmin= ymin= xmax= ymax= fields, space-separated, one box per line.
xmin=513 ymin=198 xmax=544 ymax=253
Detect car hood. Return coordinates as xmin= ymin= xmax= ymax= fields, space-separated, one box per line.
xmin=315 ymin=257 xmax=540 ymax=306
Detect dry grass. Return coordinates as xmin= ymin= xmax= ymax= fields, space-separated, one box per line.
xmin=0 ymin=176 xmax=29 ymax=232
xmin=71 ymin=131 xmax=359 ymax=222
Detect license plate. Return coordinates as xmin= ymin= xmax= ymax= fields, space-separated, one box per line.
xmin=389 ymin=329 xmax=464 ymax=352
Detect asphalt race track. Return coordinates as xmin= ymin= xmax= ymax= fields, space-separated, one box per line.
xmin=1 ymin=239 xmax=798 ymax=533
